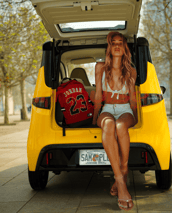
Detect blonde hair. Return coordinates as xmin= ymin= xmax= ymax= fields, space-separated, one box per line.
xmin=103 ymin=32 xmax=133 ymax=89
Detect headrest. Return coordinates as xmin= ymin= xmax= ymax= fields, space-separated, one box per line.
xmin=70 ymin=67 xmax=91 ymax=86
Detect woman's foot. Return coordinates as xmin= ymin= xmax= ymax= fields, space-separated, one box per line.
xmin=116 ymin=175 xmax=134 ymax=211
xmin=110 ymin=181 xmax=118 ymax=196
xmin=110 ymin=169 xmax=128 ymax=196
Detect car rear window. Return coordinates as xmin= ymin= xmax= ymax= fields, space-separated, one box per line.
xmin=59 ymin=21 xmax=126 ymax=33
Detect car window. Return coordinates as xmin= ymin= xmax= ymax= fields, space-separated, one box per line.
xmin=68 ymin=63 xmax=96 ymax=85
xmin=59 ymin=21 xmax=126 ymax=33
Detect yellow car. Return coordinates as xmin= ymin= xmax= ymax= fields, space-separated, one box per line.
xmin=28 ymin=0 xmax=171 ymax=190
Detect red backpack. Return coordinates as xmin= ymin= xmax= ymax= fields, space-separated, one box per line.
xmin=56 ymin=78 xmax=94 ymax=127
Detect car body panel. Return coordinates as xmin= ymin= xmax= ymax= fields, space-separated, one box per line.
xmin=140 ymin=62 xmax=162 ymax=94
xmin=27 ymin=65 xmax=170 ymax=172
xmin=138 ymin=62 xmax=170 ymax=170
xmin=33 ymin=66 xmax=52 ymax=98
xmin=27 ymin=106 xmax=54 ymax=171
xmin=134 ymin=99 xmax=170 ymax=170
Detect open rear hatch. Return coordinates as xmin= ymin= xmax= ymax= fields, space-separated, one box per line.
xmin=31 ymin=0 xmax=142 ymax=40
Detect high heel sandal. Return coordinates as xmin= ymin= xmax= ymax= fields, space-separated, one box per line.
xmin=115 ymin=175 xmax=134 ymax=211
xmin=110 ymin=175 xmax=123 ymax=196
xmin=121 ymin=169 xmax=129 ymax=183
xmin=118 ymin=199 xmax=133 ymax=210
xmin=110 ymin=181 xmax=118 ymax=196
xmin=110 ymin=169 xmax=128 ymax=197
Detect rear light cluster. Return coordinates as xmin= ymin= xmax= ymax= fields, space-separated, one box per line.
xmin=32 ymin=97 xmax=51 ymax=109
xmin=141 ymin=94 xmax=163 ymax=107
xmin=46 ymin=152 xmax=53 ymax=165
xmin=141 ymin=151 xmax=148 ymax=164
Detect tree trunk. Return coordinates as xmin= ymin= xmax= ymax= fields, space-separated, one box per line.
xmin=0 ymin=87 xmax=4 ymax=116
xmin=20 ymin=78 xmax=28 ymax=120
xmin=4 ymin=84 xmax=9 ymax=124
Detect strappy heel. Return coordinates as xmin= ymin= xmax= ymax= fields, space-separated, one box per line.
xmin=121 ymin=169 xmax=128 ymax=175
xmin=118 ymin=199 xmax=133 ymax=210
xmin=110 ymin=175 xmax=123 ymax=196
xmin=115 ymin=175 xmax=134 ymax=211
xmin=110 ymin=169 xmax=128 ymax=197
xmin=121 ymin=169 xmax=129 ymax=183
xmin=110 ymin=182 xmax=118 ymax=196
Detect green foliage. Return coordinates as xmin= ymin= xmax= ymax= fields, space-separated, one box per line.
xmin=11 ymin=48 xmax=16 ymax=52
xmin=0 ymin=32 xmax=5 ymax=37
xmin=0 ymin=0 xmax=51 ymax=88
xmin=33 ymin=60 xmax=37 ymax=64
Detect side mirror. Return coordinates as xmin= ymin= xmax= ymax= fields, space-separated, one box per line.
xmin=160 ymin=86 xmax=166 ymax=94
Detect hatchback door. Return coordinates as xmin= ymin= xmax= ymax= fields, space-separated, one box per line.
xmin=31 ymin=0 xmax=142 ymax=40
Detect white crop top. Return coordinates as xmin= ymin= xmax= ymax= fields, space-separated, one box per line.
xmin=102 ymin=71 xmax=129 ymax=99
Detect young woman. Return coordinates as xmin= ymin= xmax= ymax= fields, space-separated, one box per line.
xmin=92 ymin=32 xmax=137 ymax=211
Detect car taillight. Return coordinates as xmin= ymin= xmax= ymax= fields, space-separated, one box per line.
xmin=141 ymin=151 xmax=148 ymax=164
xmin=141 ymin=94 xmax=163 ymax=106
xmin=32 ymin=97 xmax=51 ymax=109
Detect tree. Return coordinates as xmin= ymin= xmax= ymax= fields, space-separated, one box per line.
xmin=0 ymin=0 xmax=50 ymax=123
xmin=10 ymin=19 xmax=50 ymax=120
xmin=140 ymin=0 xmax=172 ymax=112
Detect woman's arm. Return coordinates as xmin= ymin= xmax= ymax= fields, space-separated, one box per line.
xmin=128 ymin=68 xmax=138 ymax=123
xmin=92 ymin=62 xmax=104 ymax=125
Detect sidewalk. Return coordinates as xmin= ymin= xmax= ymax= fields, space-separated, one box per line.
xmin=0 ymin=114 xmax=172 ymax=213
xmin=0 ymin=113 xmax=31 ymax=136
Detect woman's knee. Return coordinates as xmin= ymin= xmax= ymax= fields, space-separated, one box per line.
xmin=116 ymin=120 xmax=128 ymax=136
xmin=102 ymin=118 xmax=116 ymax=133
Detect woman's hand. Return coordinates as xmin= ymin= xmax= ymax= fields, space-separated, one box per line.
xmin=92 ymin=119 xmax=97 ymax=125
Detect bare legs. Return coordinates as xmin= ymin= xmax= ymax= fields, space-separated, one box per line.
xmin=97 ymin=112 xmax=136 ymax=210
xmin=117 ymin=113 xmax=135 ymax=179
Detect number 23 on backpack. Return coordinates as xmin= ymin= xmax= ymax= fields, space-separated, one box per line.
xmin=56 ymin=79 xmax=94 ymax=126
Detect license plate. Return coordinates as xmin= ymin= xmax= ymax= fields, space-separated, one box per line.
xmin=79 ymin=149 xmax=111 ymax=165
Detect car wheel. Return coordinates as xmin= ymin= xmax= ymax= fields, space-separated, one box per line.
xmin=155 ymin=154 xmax=172 ymax=190
xmin=28 ymin=168 xmax=49 ymax=190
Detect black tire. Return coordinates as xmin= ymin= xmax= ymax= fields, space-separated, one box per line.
xmin=155 ymin=154 xmax=172 ymax=190
xmin=28 ymin=168 xmax=49 ymax=190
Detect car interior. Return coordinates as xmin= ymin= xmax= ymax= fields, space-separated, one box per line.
xmin=55 ymin=42 xmax=138 ymax=128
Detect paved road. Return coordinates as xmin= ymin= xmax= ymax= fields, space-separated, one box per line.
xmin=0 ymin=114 xmax=172 ymax=213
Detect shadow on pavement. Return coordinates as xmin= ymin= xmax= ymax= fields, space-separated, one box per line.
xmin=0 ymin=164 xmax=172 ymax=213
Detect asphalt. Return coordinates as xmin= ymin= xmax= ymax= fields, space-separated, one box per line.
xmin=0 ymin=113 xmax=172 ymax=213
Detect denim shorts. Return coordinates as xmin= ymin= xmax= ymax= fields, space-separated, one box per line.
xmin=100 ymin=103 xmax=134 ymax=120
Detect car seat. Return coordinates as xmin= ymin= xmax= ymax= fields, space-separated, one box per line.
xmin=70 ymin=67 xmax=91 ymax=86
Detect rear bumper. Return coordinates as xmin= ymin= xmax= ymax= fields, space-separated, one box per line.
xmin=36 ymin=143 xmax=161 ymax=172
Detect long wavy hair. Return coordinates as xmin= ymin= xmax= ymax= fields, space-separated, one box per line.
xmin=103 ymin=32 xmax=133 ymax=90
